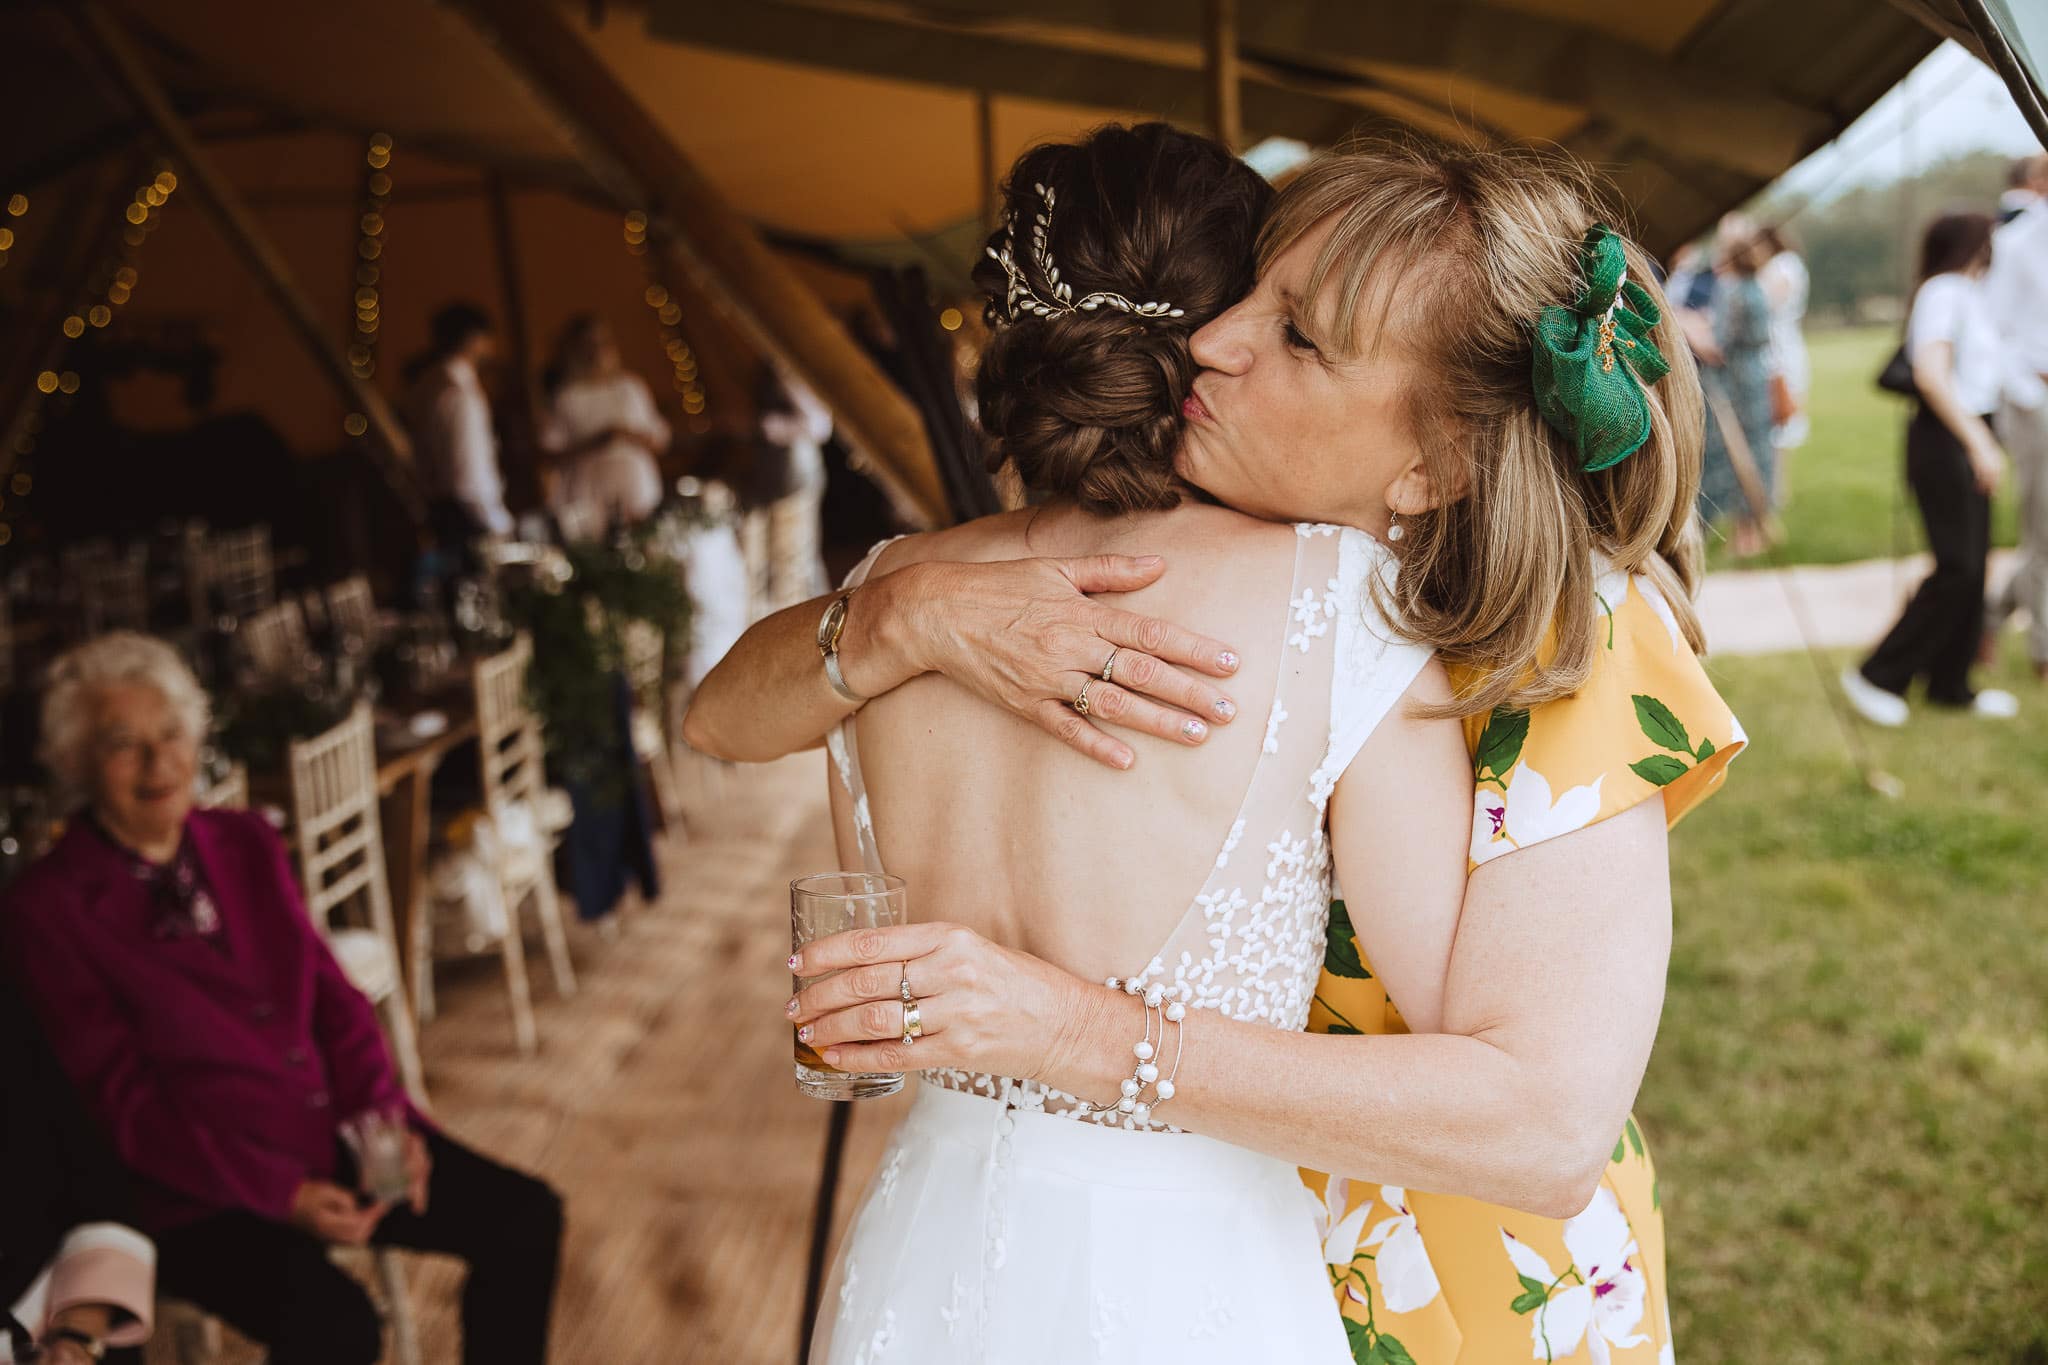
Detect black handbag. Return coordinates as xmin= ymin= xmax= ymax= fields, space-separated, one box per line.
xmin=1875 ymin=342 xmax=1916 ymax=398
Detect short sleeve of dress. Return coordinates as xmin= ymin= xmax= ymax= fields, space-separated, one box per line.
xmin=1459 ymin=566 xmax=1746 ymax=868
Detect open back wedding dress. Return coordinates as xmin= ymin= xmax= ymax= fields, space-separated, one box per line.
xmin=813 ymin=524 xmax=1429 ymax=1365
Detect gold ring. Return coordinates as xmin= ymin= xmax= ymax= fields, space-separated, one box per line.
xmin=1101 ymin=647 xmax=1120 ymax=683
xmin=901 ymin=1002 xmax=923 ymax=1044
xmin=1073 ymin=679 xmax=1094 ymax=715
xmin=899 ymin=967 xmax=914 ymax=1004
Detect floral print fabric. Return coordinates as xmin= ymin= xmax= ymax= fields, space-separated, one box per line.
xmin=1303 ymin=568 xmax=1745 ymax=1365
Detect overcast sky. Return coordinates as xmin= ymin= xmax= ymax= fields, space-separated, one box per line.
xmin=1776 ymin=40 xmax=2041 ymax=203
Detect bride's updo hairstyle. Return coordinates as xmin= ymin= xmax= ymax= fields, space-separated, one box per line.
xmin=971 ymin=122 xmax=1271 ymax=516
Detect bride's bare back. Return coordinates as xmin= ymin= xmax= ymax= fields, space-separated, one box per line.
xmin=831 ymin=501 xmax=1301 ymax=984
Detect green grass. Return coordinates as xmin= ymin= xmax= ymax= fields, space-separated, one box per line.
xmin=1650 ymin=641 xmax=2048 ymax=1362
xmin=1709 ymin=325 xmax=2020 ymax=568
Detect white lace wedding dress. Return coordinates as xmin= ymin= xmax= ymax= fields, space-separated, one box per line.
xmin=813 ymin=525 xmax=1429 ymax=1365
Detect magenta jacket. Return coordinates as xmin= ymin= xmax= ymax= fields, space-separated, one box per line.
xmin=0 ymin=809 xmax=413 ymax=1233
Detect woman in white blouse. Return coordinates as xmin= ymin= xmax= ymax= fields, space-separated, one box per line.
xmin=539 ymin=315 xmax=672 ymax=537
xmin=1844 ymin=211 xmax=2044 ymax=725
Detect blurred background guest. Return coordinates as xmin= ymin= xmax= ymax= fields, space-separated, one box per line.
xmin=751 ymin=363 xmax=833 ymax=612
xmin=674 ymin=478 xmax=750 ymax=692
xmin=1697 ymin=229 xmax=1780 ymax=557
xmin=538 ymin=314 xmax=671 ymax=538
xmin=0 ymin=634 xmax=563 ymax=1365
xmin=1986 ymin=162 xmax=2048 ymax=683
xmin=2 ymin=991 xmax=154 ymax=1365
xmin=406 ymin=302 xmax=514 ymax=550
xmin=1998 ymin=152 xmax=2048 ymax=222
xmin=1758 ymin=223 xmax=1811 ymax=485
xmin=1844 ymin=214 xmax=2041 ymax=725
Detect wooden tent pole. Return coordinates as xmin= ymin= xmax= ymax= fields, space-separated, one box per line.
xmin=485 ymin=171 xmax=545 ymax=511
xmin=975 ymin=89 xmax=998 ymax=231
xmin=447 ymin=0 xmax=948 ymax=526
xmin=1205 ymin=0 xmax=1243 ymax=153
xmin=68 ymin=1 xmax=428 ymax=527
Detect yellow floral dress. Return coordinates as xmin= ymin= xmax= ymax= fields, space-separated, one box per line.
xmin=1302 ymin=567 xmax=1746 ymax=1365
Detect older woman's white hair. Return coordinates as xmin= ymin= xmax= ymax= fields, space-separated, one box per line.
xmin=39 ymin=632 xmax=211 ymax=806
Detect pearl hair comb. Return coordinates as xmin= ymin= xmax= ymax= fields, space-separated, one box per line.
xmin=984 ymin=181 xmax=1185 ymax=325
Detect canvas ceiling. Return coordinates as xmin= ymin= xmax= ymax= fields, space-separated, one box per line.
xmin=5 ymin=0 xmax=1958 ymax=259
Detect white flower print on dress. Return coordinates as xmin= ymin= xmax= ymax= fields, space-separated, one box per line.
xmin=1361 ymin=1186 xmax=1442 ymax=1315
xmin=1595 ymin=564 xmax=1685 ymax=655
xmin=1472 ymin=766 xmax=1605 ymax=865
xmin=1499 ymin=1188 xmax=1650 ymax=1364
xmin=1306 ymin=1176 xmax=1373 ymax=1269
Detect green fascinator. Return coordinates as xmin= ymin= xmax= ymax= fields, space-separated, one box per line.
xmin=1531 ymin=224 xmax=1671 ymax=472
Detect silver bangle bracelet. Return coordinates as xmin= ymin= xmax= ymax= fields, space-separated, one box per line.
xmin=824 ymin=650 xmax=865 ymax=705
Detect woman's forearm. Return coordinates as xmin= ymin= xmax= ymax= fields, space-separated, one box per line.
xmin=1046 ymin=988 xmax=1606 ymax=1219
xmin=681 ymin=565 xmax=930 ymax=761
xmin=1912 ymin=343 xmax=1996 ymax=452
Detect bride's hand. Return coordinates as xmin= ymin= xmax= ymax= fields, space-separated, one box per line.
xmin=785 ymin=921 xmax=1097 ymax=1081
xmin=872 ymin=556 xmax=1242 ymax=770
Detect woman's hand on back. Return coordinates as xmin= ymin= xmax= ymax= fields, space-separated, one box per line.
xmin=873 ymin=555 xmax=1243 ymax=770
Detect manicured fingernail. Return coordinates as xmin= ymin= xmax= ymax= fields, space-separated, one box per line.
xmin=1114 ymin=749 xmax=1134 ymax=770
xmin=1213 ymin=698 xmax=1236 ymax=721
xmin=798 ymin=1025 xmax=814 ymax=1043
xmin=1137 ymin=555 xmax=1163 ymax=567
xmin=823 ymin=1050 xmax=842 ymax=1066
xmin=785 ymin=997 xmax=801 ymax=1017
xmin=1182 ymin=718 xmax=1207 ymax=742
xmin=1218 ymin=651 xmax=1239 ymax=672
xmin=786 ymin=953 xmax=802 ymax=970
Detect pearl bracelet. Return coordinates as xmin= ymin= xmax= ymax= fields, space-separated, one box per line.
xmin=1087 ymin=977 xmax=1188 ymax=1124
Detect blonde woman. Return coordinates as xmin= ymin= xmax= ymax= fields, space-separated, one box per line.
xmin=691 ymin=137 xmax=1745 ymax=1364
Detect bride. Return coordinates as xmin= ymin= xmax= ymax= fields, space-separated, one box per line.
xmin=789 ymin=124 xmax=1472 ymax=1362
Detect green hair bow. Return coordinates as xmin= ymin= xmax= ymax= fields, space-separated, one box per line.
xmin=1531 ymin=224 xmax=1671 ymax=473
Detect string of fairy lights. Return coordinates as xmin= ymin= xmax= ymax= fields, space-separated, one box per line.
xmin=623 ymin=209 xmax=709 ymax=429
xmin=342 ymin=133 xmax=394 ymax=440
xmin=0 ymin=169 xmax=178 ymax=549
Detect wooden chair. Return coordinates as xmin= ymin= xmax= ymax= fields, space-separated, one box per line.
xmin=78 ymin=543 xmax=150 ymax=637
xmin=284 ymin=701 xmax=428 ymax=1104
xmin=239 ymin=598 xmax=309 ymax=680
xmin=412 ymin=635 xmax=576 ymax=1055
xmin=327 ymin=574 xmax=378 ymax=647
xmin=208 ymin=525 xmax=275 ymax=620
xmin=623 ymin=620 xmax=683 ymax=832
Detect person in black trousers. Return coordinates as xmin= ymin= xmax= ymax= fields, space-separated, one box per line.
xmin=1844 ymin=212 xmax=2039 ymax=724
xmin=1 ymin=991 xmax=154 ymax=1364
xmin=149 ymin=1132 xmax=564 ymax=1365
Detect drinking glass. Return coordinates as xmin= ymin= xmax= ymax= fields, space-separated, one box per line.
xmin=790 ymin=872 xmax=907 ymax=1101
xmin=340 ymin=1108 xmax=412 ymax=1205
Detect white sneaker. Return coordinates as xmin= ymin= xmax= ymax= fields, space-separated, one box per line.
xmin=1840 ymin=668 xmax=1908 ymax=727
xmin=1972 ymin=688 xmax=2020 ymax=719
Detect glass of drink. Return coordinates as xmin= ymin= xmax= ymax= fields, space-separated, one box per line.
xmin=791 ymin=872 xmax=907 ymax=1101
xmin=340 ymin=1108 xmax=412 ymax=1205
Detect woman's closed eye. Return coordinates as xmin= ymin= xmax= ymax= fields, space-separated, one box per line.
xmin=1281 ymin=318 xmax=1318 ymax=354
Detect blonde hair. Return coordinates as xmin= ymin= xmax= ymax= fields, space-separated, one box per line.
xmin=1262 ymin=137 xmax=1705 ymax=719
xmin=39 ymin=632 xmax=210 ymax=806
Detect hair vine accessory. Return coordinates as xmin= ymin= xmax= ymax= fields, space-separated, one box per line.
xmin=1531 ymin=223 xmax=1672 ymax=473
xmin=984 ymin=182 xmax=1185 ymax=325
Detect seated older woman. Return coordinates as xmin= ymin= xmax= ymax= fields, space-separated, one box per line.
xmin=0 ymin=634 xmax=564 ymax=1365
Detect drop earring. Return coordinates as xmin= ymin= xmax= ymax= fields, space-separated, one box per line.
xmin=1386 ymin=512 xmax=1404 ymax=543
